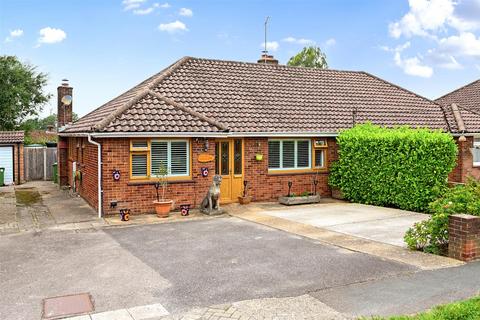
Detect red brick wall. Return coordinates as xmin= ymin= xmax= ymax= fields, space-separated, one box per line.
xmin=66 ymin=137 xmax=98 ymax=209
xmin=100 ymin=138 xmax=216 ymax=215
xmin=449 ymin=136 xmax=480 ymax=183
xmin=70 ymin=137 xmax=337 ymax=215
xmin=449 ymin=214 xmax=480 ymax=261
xmin=244 ymin=137 xmax=337 ymax=201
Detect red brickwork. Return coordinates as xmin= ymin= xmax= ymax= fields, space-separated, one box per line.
xmin=66 ymin=137 xmax=99 ymax=209
xmin=13 ymin=143 xmax=24 ymax=184
xmin=243 ymin=138 xmax=337 ymax=201
xmin=448 ymin=214 xmax=480 ymax=261
xmin=69 ymin=137 xmax=337 ymax=215
xmin=449 ymin=136 xmax=480 ymax=183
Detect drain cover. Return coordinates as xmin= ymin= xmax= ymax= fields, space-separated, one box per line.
xmin=42 ymin=293 xmax=94 ymax=319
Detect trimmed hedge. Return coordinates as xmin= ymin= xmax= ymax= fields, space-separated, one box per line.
xmin=329 ymin=123 xmax=457 ymax=212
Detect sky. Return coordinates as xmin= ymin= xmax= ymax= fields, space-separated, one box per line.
xmin=1 ymin=0 xmax=480 ymax=118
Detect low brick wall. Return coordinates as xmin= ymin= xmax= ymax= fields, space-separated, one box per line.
xmin=448 ymin=214 xmax=480 ymax=261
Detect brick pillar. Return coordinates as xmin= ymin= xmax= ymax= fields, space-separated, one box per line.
xmin=448 ymin=214 xmax=480 ymax=261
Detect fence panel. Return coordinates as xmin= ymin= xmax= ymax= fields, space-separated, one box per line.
xmin=24 ymin=147 xmax=57 ymax=181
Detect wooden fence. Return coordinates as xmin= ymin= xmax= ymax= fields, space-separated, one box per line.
xmin=24 ymin=147 xmax=57 ymax=181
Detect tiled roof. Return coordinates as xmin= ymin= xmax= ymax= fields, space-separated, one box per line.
xmin=0 ymin=131 xmax=24 ymax=143
xmin=63 ymin=57 xmax=450 ymax=134
xmin=436 ymin=80 xmax=480 ymax=133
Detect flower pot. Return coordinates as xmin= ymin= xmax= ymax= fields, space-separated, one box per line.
xmin=238 ymin=195 xmax=252 ymax=205
xmin=255 ymin=154 xmax=263 ymax=161
xmin=153 ymin=200 xmax=173 ymax=218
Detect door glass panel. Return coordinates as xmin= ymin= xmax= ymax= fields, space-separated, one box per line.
xmin=221 ymin=142 xmax=229 ymax=175
xmin=234 ymin=139 xmax=242 ymax=175
xmin=215 ymin=142 xmax=220 ymax=174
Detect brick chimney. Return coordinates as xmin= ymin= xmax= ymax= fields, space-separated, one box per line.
xmin=57 ymin=79 xmax=73 ymax=129
xmin=257 ymin=54 xmax=279 ymax=65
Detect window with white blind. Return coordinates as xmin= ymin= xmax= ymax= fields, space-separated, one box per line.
xmin=474 ymin=138 xmax=480 ymax=166
xmin=151 ymin=140 xmax=189 ymax=176
xmin=268 ymin=139 xmax=311 ymax=170
xmin=130 ymin=139 xmax=190 ymax=179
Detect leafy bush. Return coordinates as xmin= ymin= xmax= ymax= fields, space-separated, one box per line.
xmin=332 ymin=123 xmax=457 ymax=212
xmin=405 ymin=179 xmax=480 ymax=253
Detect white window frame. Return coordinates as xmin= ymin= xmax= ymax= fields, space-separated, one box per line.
xmin=473 ymin=137 xmax=480 ymax=167
xmin=268 ymin=139 xmax=311 ymax=171
xmin=151 ymin=140 xmax=190 ymax=177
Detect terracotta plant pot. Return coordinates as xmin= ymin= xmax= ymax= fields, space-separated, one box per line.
xmin=238 ymin=195 xmax=252 ymax=205
xmin=153 ymin=200 xmax=173 ymax=218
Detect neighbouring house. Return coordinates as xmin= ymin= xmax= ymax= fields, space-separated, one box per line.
xmin=57 ymin=56 xmax=461 ymax=217
xmin=0 ymin=131 xmax=24 ymax=185
xmin=436 ymin=79 xmax=480 ymax=183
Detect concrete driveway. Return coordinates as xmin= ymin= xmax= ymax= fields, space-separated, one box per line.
xmin=260 ymin=202 xmax=430 ymax=247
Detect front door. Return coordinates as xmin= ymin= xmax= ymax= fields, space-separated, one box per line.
xmin=215 ymin=139 xmax=243 ymax=203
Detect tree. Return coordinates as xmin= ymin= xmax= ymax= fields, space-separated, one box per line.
xmin=0 ymin=56 xmax=52 ymax=130
xmin=287 ymin=46 xmax=328 ymax=69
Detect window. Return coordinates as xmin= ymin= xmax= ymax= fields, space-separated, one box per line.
xmin=313 ymin=139 xmax=328 ymax=169
xmin=130 ymin=139 xmax=190 ymax=179
xmin=268 ymin=139 xmax=311 ymax=170
xmin=474 ymin=138 xmax=480 ymax=166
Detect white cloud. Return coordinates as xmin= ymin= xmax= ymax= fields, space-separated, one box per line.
xmin=4 ymin=29 xmax=23 ymax=42
xmin=394 ymin=51 xmax=433 ymax=77
xmin=438 ymin=32 xmax=480 ymax=56
xmin=122 ymin=0 xmax=146 ymax=11
xmin=37 ymin=27 xmax=66 ymax=45
xmin=389 ymin=0 xmax=455 ymax=38
xmin=282 ymin=36 xmax=315 ymax=45
xmin=155 ymin=2 xmax=170 ymax=8
xmin=325 ymin=38 xmax=336 ymax=47
xmin=179 ymin=7 xmax=193 ymax=17
xmin=133 ymin=7 xmax=154 ymax=15
xmin=158 ymin=20 xmax=188 ymax=33
xmin=260 ymin=41 xmax=279 ymax=52
xmin=426 ymin=49 xmax=463 ymax=69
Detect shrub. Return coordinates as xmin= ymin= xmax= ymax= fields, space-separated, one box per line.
xmin=405 ymin=179 xmax=480 ymax=253
xmin=332 ymin=123 xmax=457 ymax=212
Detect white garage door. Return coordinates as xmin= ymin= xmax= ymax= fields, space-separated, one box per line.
xmin=0 ymin=146 xmax=14 ymax=185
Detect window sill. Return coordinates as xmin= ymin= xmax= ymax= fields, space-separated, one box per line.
xmin=268 ymin=169 xmax=328 ymax=176
xmin=128 ymin=179 xmax=194 ymax=186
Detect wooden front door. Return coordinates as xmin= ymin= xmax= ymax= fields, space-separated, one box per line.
xmin=215 ymin=139 xmax=243 ymax=203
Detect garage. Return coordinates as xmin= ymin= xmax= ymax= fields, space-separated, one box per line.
xmin=0 ymin=146 xmax=14 ymax=185
xmin=0 ymin=131 xmax=24 ymax=186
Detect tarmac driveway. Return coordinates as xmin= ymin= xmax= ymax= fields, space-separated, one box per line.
xmin=260 ymin=202 xmax=430 ymax=247
xmin=0 ymin=217 xmax=416 ymax=319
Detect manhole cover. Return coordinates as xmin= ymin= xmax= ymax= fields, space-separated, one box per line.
xmin=42 ymin=293 xmax=94 ymax=319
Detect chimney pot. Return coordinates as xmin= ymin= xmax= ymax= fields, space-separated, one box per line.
xmin=257 ymin=54 xmax=279 ymax=65
xmin=61 ymin=79 xmax=69 ymax=87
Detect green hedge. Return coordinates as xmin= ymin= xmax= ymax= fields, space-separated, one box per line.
xmin=330 ymin=123 xmax=457 ymax=212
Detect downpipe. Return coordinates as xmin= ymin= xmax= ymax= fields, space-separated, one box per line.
xmin=87 ymin=134 xmax=103 ymax=218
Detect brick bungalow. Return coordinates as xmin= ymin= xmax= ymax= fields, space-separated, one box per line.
xmin=57 ymin=56 xmax=462 ymax=217
xmin=0 ymin=131 xmax=24 ymax=185
xmin=436 ymin=79 xmax=480 ymax=183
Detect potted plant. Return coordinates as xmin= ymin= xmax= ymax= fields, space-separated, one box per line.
xmin=238 ymin=180 xmax=252 ymax=204
xmin=153 ymin=162 xmax=173 ymax=218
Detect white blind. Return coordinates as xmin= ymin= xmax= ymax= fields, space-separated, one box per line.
xmin=151 ymin=141 xmax=168 ymax=176
xmin=150 ymin=140 xmax=189 ymax=176
xmin=171 ymin=141 xmax=188 ymax=175
xmin=297 ymin=140 xmax=310 ymax=168
xmin=131 ymin=154 xmax=147 ymax=177
xmin=269 ymin=140 xmax=311 ymax=170
xmin=268 ymin=141 xmax=280 ymax=168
